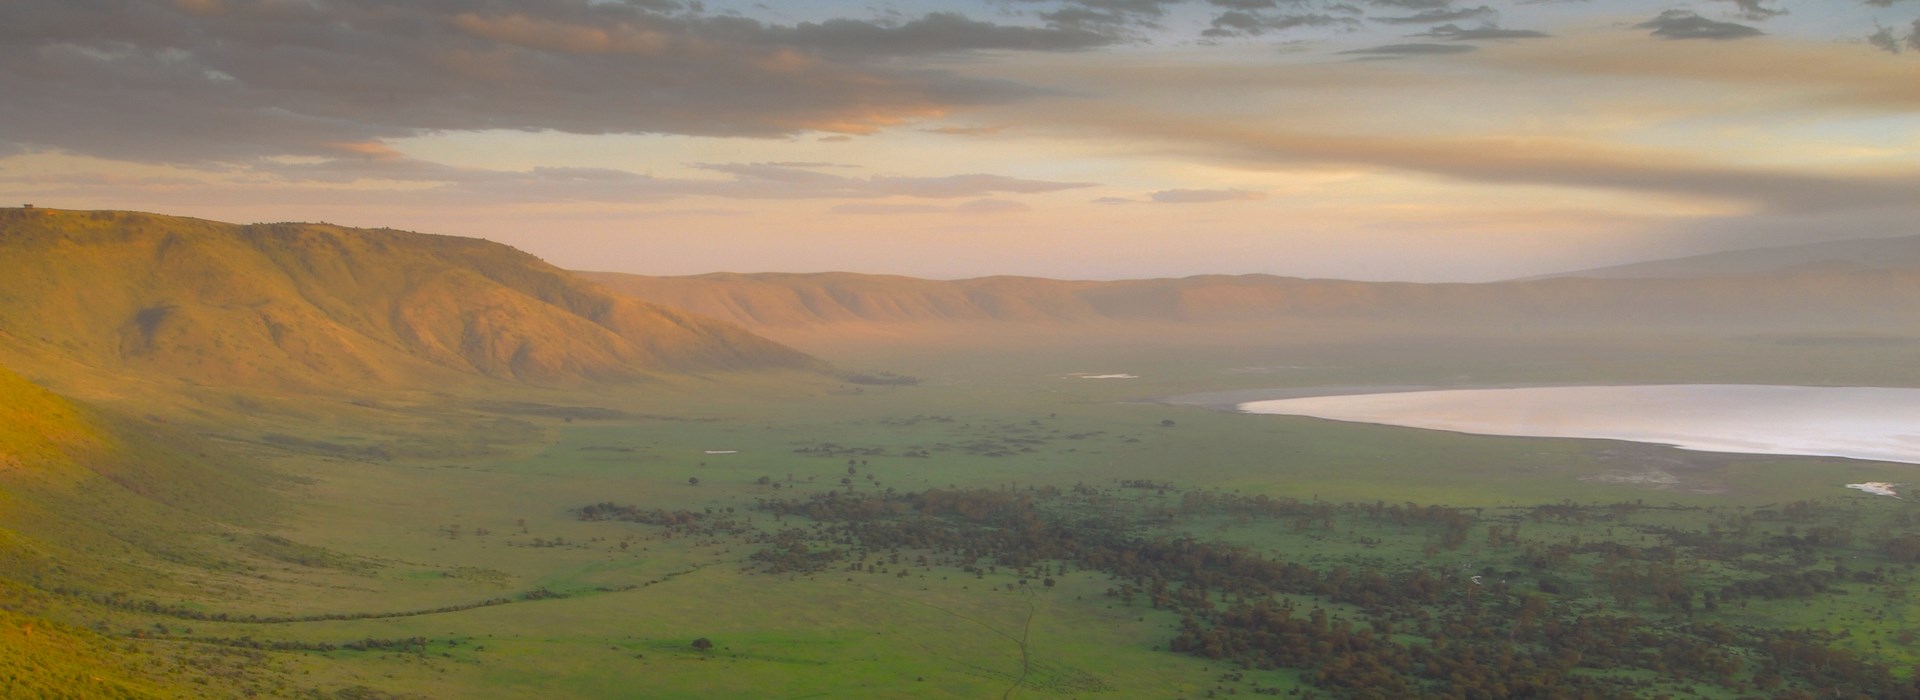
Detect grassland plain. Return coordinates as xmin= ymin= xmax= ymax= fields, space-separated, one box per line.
xmin=23 ymin=333 xmax=1909 ymax=699
xmin=11 ymin=211 xmax=1920 ymax=697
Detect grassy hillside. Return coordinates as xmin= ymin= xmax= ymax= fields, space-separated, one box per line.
xmin=0 ymin=352 xmax=98 ymax=476
xmin=0 ymin=360 xmax=278 ymax=590
xmin=0 ymin=208 xmax=817 ymax=395
xmin=0 ymin=604 xmax=190 ymax=700
xmin=0 ymin=360 xmax=301 ymax=696
xmin=0 ymin=361 xmax=100 ymax=583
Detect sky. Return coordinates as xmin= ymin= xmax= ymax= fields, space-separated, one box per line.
xmin=1 ymin=0 xmax=1916 ymax=282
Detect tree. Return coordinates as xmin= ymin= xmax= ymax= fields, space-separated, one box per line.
xmin=1160 ymin=419 xmax=1176 ymax=427
xmin=688 ymin=476 xmax=701 ymax=486
xmin=1886 ymin=535 xmax=1920 ymax=563
xmin=756 ymin=476 xmax=772 ymax=486
xmin=691 ymin=637 xmax=713 ymax=652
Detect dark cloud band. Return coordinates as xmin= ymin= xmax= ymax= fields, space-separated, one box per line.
xmin=0 ymin=0 xmax=1107 ymax=164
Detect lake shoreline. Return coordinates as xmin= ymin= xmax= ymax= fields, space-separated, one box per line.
xmin=1209 ymin=384 xmax=1920 ymax=467
xmin=1155 ymin=383 xmax=1551 ymax=411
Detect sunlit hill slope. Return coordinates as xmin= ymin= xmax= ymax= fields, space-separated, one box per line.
xmin=0 ymin=358 xmax=275 ymax=588
xmin=0 ymin=208 xmax=817 ymax=393
xmin=0 ymin=356 xmax=287 ymax=698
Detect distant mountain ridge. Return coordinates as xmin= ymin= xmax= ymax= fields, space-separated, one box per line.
xmin=0 ymin=208 xmax=817 ymax=391
xmin=582 ymin=240 xmax=1920 ymax=335
xmin=1521 ymin=234 xmax=1920 ymax=280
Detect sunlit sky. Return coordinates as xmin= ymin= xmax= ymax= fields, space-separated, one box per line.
xmin=2 ymin=0 xmax=1916 ymax=281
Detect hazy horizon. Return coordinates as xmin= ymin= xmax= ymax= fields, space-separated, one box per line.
xmin=3 ymin=0 xmax=1917 ymax=282
xmin=7 ymin=4 xmax=1920 ymax=687
xmin=577 ymin=227 xmax=1920 ymax=283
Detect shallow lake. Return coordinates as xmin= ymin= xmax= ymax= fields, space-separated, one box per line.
xmin=1239 ymin=385 xmax=1920 ymax=465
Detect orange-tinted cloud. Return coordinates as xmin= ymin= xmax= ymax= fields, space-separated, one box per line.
xmin=1149 ymin=189 xmax=1268 ymax=203
xmin=449 ymin=13 xmax=674 ymax=55
xmin=0 ymin=1 xmax=1099 ymax=164
xmin=1077 ymin=117 xmax=1917 ymax=214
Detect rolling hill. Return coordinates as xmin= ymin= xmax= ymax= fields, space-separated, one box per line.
xmin=0 ymin=208 xmax=833 ymax=696
xmin=0 ymin=208 xmax=818 ymax=394
xmin=581 ymin=261 xmax=1920 ymax=337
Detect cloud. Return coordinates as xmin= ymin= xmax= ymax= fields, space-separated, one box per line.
xmin=1092 ymin=190 xmax=1270 ymax=204
xmin=991 ymin=35 xmax=1920 ymax=219
xmin=1094 ymin=118 xmax=1919 ymax=215
xmin=923 ymin=125 xmax=1013 ymax=136
xmin=1149 ymin=188 xmax=1268 ymax=203
xmin=1866 ymin=19 xmax=1920 ymax=53
xmin=0 ymin=0 xmax=1896 ymax=174
xmin=1473 ymin=32 xmax=1920 ymax=112
xmin=831 ymin=203 xmax=948 ymax=215
xmin=762 ymin=162 xmax=858 ymax=169
xmin=1204 ymin=11 xmax=1359 ymax=38
xmin=1340 ymin=42 xmax=1478 ymax=56
xmin=831 ymin=198 xmax=1032 ymax=215
xmin=220 ymin=158 xmax=1095 ymax=205
xmin=771 ymin=13 xmax=1115 ymax=55
xmin=1372 ymin=6 xmax=1499 ymax=26
xmin=872 ymin=173 xmax=1097 ymax=198
xmin=1714 ymin=0 xmax=1788 ymax=21
xmin=1416 ymin=23 xmax=1549 ymax=40
xmin=683 ymin=164 xmax=1096 ymax=199
xmin=1867 ymin=25 xmax=1902 ymax=53
xmin=956 ymin=198 xmax=1033 ymax=214
xmin=1010 ymin=0 xmax=1187 ymax=35
xmin=1367 ymin=0 xmax=1454 ymax=8
xmin=0 ymin=170 xmax=204 ymax=189
xmin=0 ymin=1 xmax=1112 ymax=166
xmin=1636 ymin=10 xmax=1763 ymax=40
xmin=6 ymin=0 xmax=1915 ymax=249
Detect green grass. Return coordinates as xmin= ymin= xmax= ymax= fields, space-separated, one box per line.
xmin=0 ymin=605 xmax=188 ymax=700
xmin=22 ymin=208 xmax=1920 ymax=695
xmin=115 ymin=380 xmax=1909 ymax=695
xmin=9 ymin=325 xmax=1920 ymax=697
